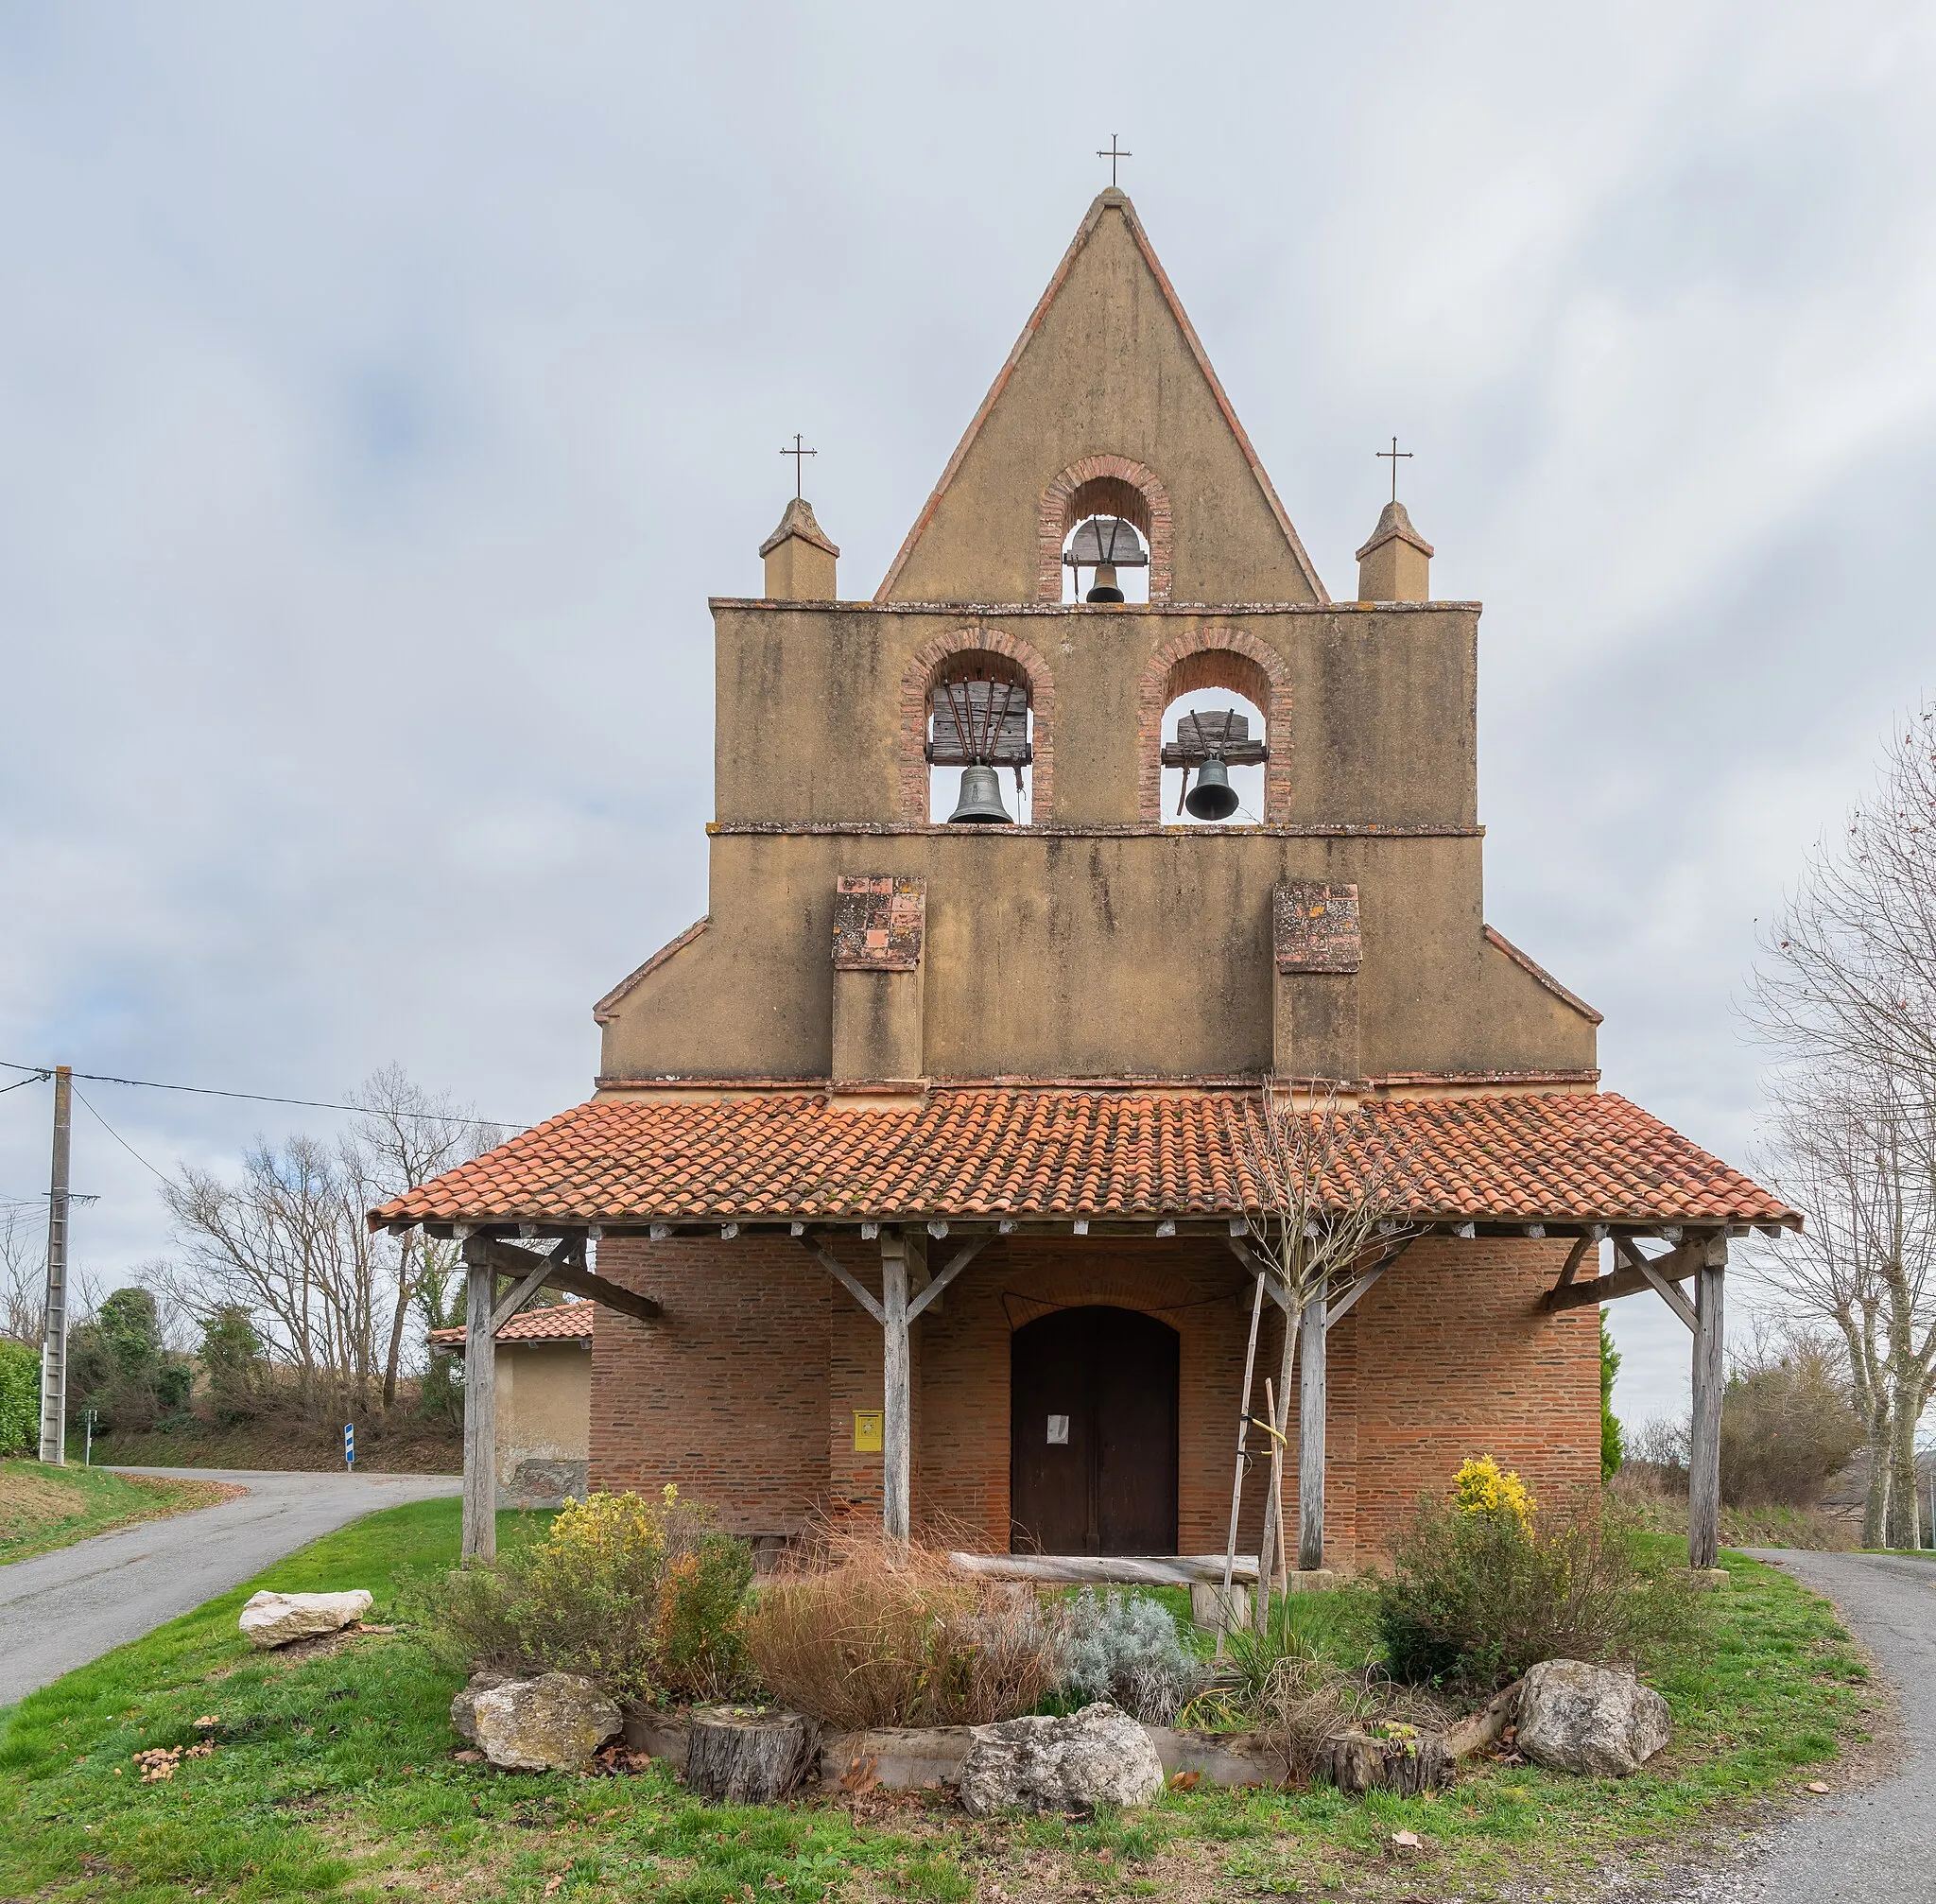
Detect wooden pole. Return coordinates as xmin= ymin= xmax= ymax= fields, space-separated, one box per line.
xmin=1687 ymin=1240 xmax=1726 ymax=1571
xmin=1221 ymin=1268 xmax=1269 ymax=1600
xmin=1253 ymin=1306 xmax=1296 ymax=1626
xmin=1253 ymin=1377 xmax=1288 ymax=1634
xmin=1297 ymin=1293 xmax=1327 ymax=1572
xmin=461 ymin=1245 xmax=497 ymax=1563
xmin=881 ymin=1232 xmax=911 ymax=1548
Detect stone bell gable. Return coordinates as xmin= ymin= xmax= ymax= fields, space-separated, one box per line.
xmin=876 ymin=187 xmax=1325 ymax=608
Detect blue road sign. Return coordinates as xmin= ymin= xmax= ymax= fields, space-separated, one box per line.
xmin=344 ymin=1422 xmax=354 ymax=1469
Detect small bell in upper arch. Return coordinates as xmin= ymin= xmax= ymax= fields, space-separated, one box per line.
xmin=946 ymin=763 xmax=1014 ymax=824
xmin=1184 ymin=756 xmax=1240 ymax=821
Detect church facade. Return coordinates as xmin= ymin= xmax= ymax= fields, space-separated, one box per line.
xmin=378 ymin=190 xmax=1793 ymax=1573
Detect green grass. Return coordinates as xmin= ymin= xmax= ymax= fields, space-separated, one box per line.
xmin=0 ymin=1508 xmax=1878 ymax=1903
xmin=0 ymin=1458 xmax=236 ymax=1566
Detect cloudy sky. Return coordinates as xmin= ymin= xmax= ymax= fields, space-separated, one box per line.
xmin=3 ymin=2 xmax=1932 ymax=1428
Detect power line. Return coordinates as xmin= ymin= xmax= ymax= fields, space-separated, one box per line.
xmin=71 ymin=1084 xmax=172 ymax=1186
xmin=0 ymin=1058 xmax=523 ymax=1128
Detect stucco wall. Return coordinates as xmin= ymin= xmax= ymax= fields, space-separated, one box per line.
xmin=598 ymin=829 xmax=1595 ymax=1083
xmin=495 ymin=1342 xmax=592 ymax=1505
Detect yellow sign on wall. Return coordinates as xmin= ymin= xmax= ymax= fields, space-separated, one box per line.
xmin=853 ymin=1410 xmax=884 ymax=1452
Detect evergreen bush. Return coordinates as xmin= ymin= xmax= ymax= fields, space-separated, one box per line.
xmin=0 ymin=1340 xmax=39 ymax=1454
xmin=1057 ymin=1587 xmax=1206 ymax=1722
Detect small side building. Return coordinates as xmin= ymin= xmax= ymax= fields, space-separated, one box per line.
xmin=431 ymin=1302 xmax=595 ymax=1507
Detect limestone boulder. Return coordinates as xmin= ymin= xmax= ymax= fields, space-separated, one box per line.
xmin=237 ymin=1589 xmax=373 ymax=1650
xmin=1516 ymin=1659 xmax=1671 ymax=1777
xmin=450 ymin=1670 xmax=515 ymax=1744
xmin=470 ymin=1672 xmax=621 ymax=1773
xmin=959 ymin=1703 xmax=1167 ymax=1815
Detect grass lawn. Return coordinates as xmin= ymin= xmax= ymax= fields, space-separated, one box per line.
xmin=0 ymin=1505 xmax=1877 ymax=1904
xmin=0 ymin=1459 xmax=240 ymax=1566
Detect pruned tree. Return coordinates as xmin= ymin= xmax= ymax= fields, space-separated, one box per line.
xmin=1236 ymin=1083 xmax=1413 ymax=1620
xmin=1 ymin=1206 xmax=43 ymax=1346
xmin=1746 ymin=706 xmax=1936 ymax=1549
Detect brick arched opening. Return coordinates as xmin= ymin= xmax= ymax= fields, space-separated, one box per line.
xmin=1135 ymin=629 xmax=1291 ymax=822
xmin=898 ymin=626 xmax=1057 ymax=823
xmin=1036 ymin=456 xmax=1173 ymax=602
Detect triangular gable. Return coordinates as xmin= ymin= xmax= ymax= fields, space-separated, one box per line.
xmin=877 ymin=190 xmax=1326 ymax=606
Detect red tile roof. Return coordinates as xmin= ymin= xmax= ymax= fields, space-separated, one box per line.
xmin=373 ymin=1088 xmax=1795 ymax=1231
xmin=430 ymin=1300 xmax=596 ymax=1349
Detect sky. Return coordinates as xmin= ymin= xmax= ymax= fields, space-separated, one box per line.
xmin=3 ymin=1 xmax=1934 ymax=1430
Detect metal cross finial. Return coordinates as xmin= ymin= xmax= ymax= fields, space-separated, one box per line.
xmin=1097 ymin=135 xmax=1132 ymax=188
xmin=1377 ymin=436 xmax=1412 ymax=504
xmin=780 ymin=433 xmax=817 ymax=499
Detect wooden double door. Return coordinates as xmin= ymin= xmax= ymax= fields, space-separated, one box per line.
xmin=1009 ymin=1306 xmax=1180 ymax=1555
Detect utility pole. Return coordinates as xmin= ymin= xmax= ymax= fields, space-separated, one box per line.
xmin=38 ymin=1065 xmax=72 ymax=1465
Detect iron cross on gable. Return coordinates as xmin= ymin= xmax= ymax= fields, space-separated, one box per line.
xmin=1098 ymin=135 xmax=1132 ymax=188
xmin=780 ymin=433 xmax=816 ymax=498
xmin=1377 ymin=436 xmax=1412 ymax=503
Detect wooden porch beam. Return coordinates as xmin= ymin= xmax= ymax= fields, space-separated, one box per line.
xmin=1618 ymin=1237 xmax=1698 ymax=1332
xmin=1223 ymin=1237 xmax=1292 ymax=1313
xmin=798 ymin=1235 xmax=885 ymax=1324
xmin=470 ymin=1235 xmax=663 ymax=1326
xmin=460 ymin=1241 xmax=497 ymax=1563
xmin=1325 ymin=1235 xmax=1420 ymax=1329
xmin=1689 ymin=1244 xmax=1727 ymax=1571
xmin=881 ymin=1233 xmax=911 ymax=1548
xmin=491 ymin=1236 xmax=578 ymax=1333
xmin=907 ymin=1238 xmax=989 ymax=1323
xmin=1539 ymin=1230 xmax=1723 ymax=1313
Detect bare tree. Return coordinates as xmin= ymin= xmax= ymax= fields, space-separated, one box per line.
xmin=1753 ymin=1077 xmax=1936 ymax=1545
xmin=160 ymin=1067 xmax=499 ymax=1422
xmin=1 ymin=1206 xmax=43 ymax=1345
xmin=1236 ymin=1083 xmax=1411 ymax=1621
xmin=1747 ymin=707 xmax=1936 ymax=1549
xmin=345 ymin=1065 xmax=500 ymax=1411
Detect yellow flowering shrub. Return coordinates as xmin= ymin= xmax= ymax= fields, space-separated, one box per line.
xmin=1452 ymin=1454 xmax=1534 ymax=1529
xmin=412 ymin=1484 xmax=753 ymax=1707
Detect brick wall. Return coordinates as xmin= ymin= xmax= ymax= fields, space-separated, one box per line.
xmin=591 ymin=1235 xmax=831 ymax=1534
xmin=589 ymin=1231 xmax=1599 ymax=1562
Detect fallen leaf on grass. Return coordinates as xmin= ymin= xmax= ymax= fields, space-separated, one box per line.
xmin=453 ymin=1749 xmax=483 ymax=1764
xmin=1392 ymin=1830 xmax=1424 ymax=1853
xmin=1167 ymin=1770 xmax=1201 ymax=1791
xmin=1806 ymin=1781 xmax=1830 ymax=1794
xmin=837 ymin=1754 xmax=880 ymax=1796
xmin=543 ymin=1878 xmax=563 ymax=1896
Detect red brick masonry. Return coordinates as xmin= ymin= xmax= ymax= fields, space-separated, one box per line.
xmin=588 ymin=1232 xmax=1599 ymax=1564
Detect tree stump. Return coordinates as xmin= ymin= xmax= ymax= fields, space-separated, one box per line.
xmin=1317 ymin=1722 xmax=1454 ymax=1797
xmin=684 ymin=1706 xmax=816 ymax=1803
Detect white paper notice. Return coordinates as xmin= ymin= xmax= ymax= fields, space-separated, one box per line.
xmin=1046 ymin=1414 xmax=1069 ymax=1445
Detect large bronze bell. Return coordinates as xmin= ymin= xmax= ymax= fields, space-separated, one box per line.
xmin=1184 ymin=755 xmax=1239 ymax=821
xmin=947 ymin=763 xmax=1014 ymax=824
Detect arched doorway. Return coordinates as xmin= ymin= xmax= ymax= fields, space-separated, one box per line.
xmin=1010 ymin=1307 xmax=1179 ymax=1555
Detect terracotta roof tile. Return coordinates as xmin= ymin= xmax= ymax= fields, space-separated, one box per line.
xmin=429 ymin=1300 xmax=596 ymax=1349
xmin=373 ymin=1088 xmax=1795 ymax=1231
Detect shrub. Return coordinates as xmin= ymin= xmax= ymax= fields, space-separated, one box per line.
xmin=1601 ymin=1314 xmax=1625 ymax=1480
xmin=1720 ymin=1341 xmax=1864 ymax=1507
xmin=409 ymin=1487 xmax=753 ymax=1707
xmin=1058 ymin=1588 xmax=1206 ymax=1722
xmin=1377 ymin=1479 xmax=1706 ymax=1692
xmin=1452 ymin=1454 xmax=1534 ymax=1528
xmin=0 ymin=1340 xmax=38 ymax=1454
xmin=743 ymin=1527 xmax=1063 ymax=1730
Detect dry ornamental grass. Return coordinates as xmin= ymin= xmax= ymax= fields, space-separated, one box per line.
xmin=743 ymin=1526 xmax=1064 ymax=1730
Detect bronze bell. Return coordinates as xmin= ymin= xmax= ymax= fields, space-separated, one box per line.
xmin=1184 ymin=755 xmax=1239 ymax=821
xmin=947 ymin=763 xmax=1014 ymax=824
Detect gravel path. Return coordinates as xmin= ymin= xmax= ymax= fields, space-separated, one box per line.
xmin=1655 ymin=1549 xmax=1936 ymax=1901
xmin=0 ymin=1465 xmax=459 ymax=1707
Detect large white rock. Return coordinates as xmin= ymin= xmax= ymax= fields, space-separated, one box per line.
xmin=237 ymin=1589 xmax=373 ymax=1650
xmin=1516 ymin=1659 xmax=1672 ymax=1778
xmin=959 ymin=1702 xmax=1167 ymax=1815
xmin=470 ymin=1672 xmax=621 ymax=1773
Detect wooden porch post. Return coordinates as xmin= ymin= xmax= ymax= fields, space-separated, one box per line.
xmin=881 ymin=1231 xmax=911 ymax=1547
xmin=1297 ymin=1293 xmax=1327 ymax=1572
xmin=1688 ymin=1238 xmax=1726 ymax=1571
xmin=460 ymin=1242 xmax=497 ymax=1563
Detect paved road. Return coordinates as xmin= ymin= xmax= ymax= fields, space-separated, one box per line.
xmin=1662 ymin=1549 xmax=1936 ymax=1902
xmin=0 ymin=1466 xmax=459 ymax=1707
